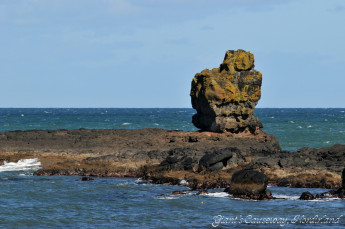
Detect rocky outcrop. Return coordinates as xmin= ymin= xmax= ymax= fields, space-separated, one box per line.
xmin=190 ymin=49 xmax=263 ymax=133
xmin=314 ymin=168 xmax=345 ymax=199
xmin=228 ymin=169 xmax=272 ymax=200
xmin=245 ymin=144 xmax=345 ymax=189
xmin=299 ymin=192 xmax=315 ymax=200
xmin=1 ymin=128 xmax=345 ymax=190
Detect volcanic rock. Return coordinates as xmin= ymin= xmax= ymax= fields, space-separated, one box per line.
xmin=299 ymin=192 xmax=315 ymax=200
xmin=190 ymin=49 xmax=263 ymax=133
xmin=229 ymin=169 xmax=268 ymax=196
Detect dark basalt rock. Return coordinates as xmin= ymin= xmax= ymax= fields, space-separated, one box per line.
xmin=78 ymin=177 xmax=94 ymax=181
xmin=315 ymin=169 xmax=345 ymax=199
xmin=190 ymin=49 xmax=263 ymax=133
xmin=228 ymin=169 xmax=271 ymax=200
xmin=299 ymin=192 xmax=315 ymax=200
xmin=198 ymin=147 xmax=242 ymax=172
xmin=171 ymin=191 xmax=186 ymax=195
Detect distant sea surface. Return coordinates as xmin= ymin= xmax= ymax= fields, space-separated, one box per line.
xmin=1 ymin=108 xmax=345 ymax=228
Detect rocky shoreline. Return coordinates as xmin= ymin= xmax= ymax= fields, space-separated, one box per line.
xmin=0 ymin=128 xmax=344 ymax=190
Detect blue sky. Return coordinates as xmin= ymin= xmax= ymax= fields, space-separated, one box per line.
xmin=1 ymin=0 xmax=345 ymax=108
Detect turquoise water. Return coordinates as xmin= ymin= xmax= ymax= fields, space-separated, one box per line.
xmin=0 ymin=108 xmax=345 ymax=228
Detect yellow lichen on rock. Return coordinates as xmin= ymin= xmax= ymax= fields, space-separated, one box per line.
xmin=190 ymin=49 xmax=263 ymax=133
xmin=235 ymin=52 xmax=254 ymax=71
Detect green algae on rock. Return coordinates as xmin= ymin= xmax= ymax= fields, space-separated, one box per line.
xmin=190 ymin=49 xmax=263 ymax=133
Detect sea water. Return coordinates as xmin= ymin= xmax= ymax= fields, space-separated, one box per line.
xmin=0 ymin=108 xmax=345 ymax=228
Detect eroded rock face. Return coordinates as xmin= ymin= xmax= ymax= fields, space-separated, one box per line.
xmin=190 ymin=49 xmax=263 ymax=133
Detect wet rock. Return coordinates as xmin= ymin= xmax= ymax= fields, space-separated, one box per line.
xmin=223 ymin=187 xmax=230 ymax=193
xmin=299 ymin=192 xmax=315 ymax=200
xmin=78 ymin=177 xmax=94 ymax=181
xmin=171 ymin=191 xmax=186 ymax=195
xmin=315 ymin=187 xmax=345 ymax=199
xmin=190 ymin=49 xmax=263 ymax=133
xmin=265 ymin=189 xmax=273 ymax=199
xmin=228 ymin=169 xmax=269 ymax=200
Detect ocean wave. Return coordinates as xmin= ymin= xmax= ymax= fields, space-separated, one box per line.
xmin=156 ymin=195 xmax=179 ymax=200
xmin=273 ymin=194 xmax=299 ymax=200
xmin=179 ymin=179 xmax=189 ymax=186
xmin=0 ymin=158 xmax=41 ymax=172
xmin=205 ymin=192 xmax=229 ymax=198
xmin=122 ymin=123 xmax=131 ymax=125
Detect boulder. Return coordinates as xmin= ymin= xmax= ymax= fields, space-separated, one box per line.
xmin=198 ymin=147 xmax=242 ymax=171
xmin=78 ymin=176 xmax=94 ymax=181
xmin=299 ymin=192 xmax=315 ymax=200
xmin=229 ymin=169 xmax=268 ymax=196
xmin=190 ymin=49 xmax=263 ymax=133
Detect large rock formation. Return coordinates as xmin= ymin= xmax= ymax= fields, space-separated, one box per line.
xmin=229 ymin=169 xmax=268 ymax=195
xmin=228 ymin=169 xmax=272 ymax=200
xmin=190 ymin=49 xmax=263 ymax=133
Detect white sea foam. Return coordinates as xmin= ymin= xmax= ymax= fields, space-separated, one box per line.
xmin=134 ymin=178 xmax=149 ymax=185
xmin=289 ymin=121 xmax=295 ymax=123
xmin=154 ymin=123 xmax=159 ymax=126
xmin=20 ymin=114 xmax=24 ymax=117
xmin=340 ymin=111 xmax=345 ymax=113
xmin=273 ymin=194 xmax=300 ymax=200
xmin=122 ymin=123 xmax=131 ymax=125
xmin=206 ymin=192 xmax=229 ymax=198
xmin=0 ymin=158 xmax=41 ymax=172
xmin=179 ymin=179 xmax=189 ymax=186
xmin=156 ymin=195 xmax=179 ymax=200
xmin=298 ymin=126 xmax=302 ymax=129
xmin=273 ymin=194 xmax=339 ymax=201
xmin=307 ymin=125 xmax=312 ymax=128
xmin=324 ymin=141 xmax=330 ymax=144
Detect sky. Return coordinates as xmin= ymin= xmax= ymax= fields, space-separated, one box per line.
xmin=1 ymin=0 xmax=345 ymax=108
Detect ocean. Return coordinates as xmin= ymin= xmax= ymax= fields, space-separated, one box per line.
xmin=0 ymin=108 xmax=345 ymax=228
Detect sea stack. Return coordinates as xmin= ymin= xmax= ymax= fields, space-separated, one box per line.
xmin=190 ymin=49 xmax=263 ymax=133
